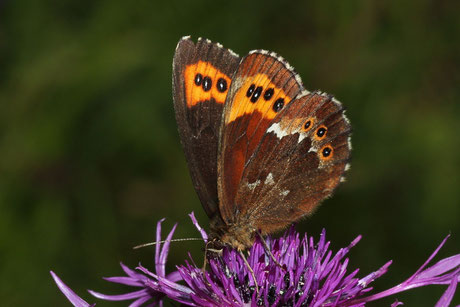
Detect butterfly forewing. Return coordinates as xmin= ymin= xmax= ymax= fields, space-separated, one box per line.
xmin=218 ymin=51 xmax=304 ymax=224
xmin=173 ymin=37 xmax=240 ymax=218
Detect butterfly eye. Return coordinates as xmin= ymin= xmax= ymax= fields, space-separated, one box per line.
xmin=303 ymin=118 xmax=314 ymax=131
xmin=320 ymin=145 xmax=334 ymax=160
xmin=217 ymin=78 xmax=228 ymax=93
xmin=202 ymin=76 xmax=212 ymax=92
xmin=273 ymin=98 xmax=285 ymax=112
xmin=246 ymin=84 xmax=255 ymax=97
xmin=315 ymin=126 xmax=327 ymax=140
xmin=194 ymin=73 xmax=203 ymax=86
xmin=263 ymin=88 xmax=274 ymax=100
xmin=250 ymin=86 xmax=263 ymax=103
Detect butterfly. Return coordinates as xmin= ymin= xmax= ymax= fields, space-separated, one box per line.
xmin=172 ymin=36 xmax=351 ymax=251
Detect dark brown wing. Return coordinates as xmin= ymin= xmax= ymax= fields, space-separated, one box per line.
xmin=234 ymin=91 xmax=351 ymax=234
xmin=217 ymin=51 xmax=304 ymax=224
xmin=172 ymin=36 xmax=240 ymax=218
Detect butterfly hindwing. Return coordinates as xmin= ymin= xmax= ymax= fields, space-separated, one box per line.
xmin=218 ymin=51 xmax=304 ymax=224
xmin=234 ymin=92 xmax=351 ymax=234
xmin=173 ymin=37 xmax=240 ymax=218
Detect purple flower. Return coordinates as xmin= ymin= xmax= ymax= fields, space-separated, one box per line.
xmin=51 ymin=213 xmax=460 ymax=306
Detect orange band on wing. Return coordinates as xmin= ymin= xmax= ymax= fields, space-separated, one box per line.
xmin=184 ymin=61 xmax=232 ymax=107
xmin=227 ymin=73 xmax=292 ymax=123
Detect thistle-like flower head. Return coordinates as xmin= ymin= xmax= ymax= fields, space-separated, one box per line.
xmin=52 ymin=213 xmax=460 ymax=306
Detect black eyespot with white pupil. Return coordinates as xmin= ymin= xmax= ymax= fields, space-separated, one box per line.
xmin=217 ymin=78 xmax=227 ymax=93
xmin=250 ymin=86 xmax=263 ymax=103
xmin=273 ymin=98 xmax=284 ymax=112
xmin=304 ymin=120 xmax=311 ymax=130
xmin=246 ymin=84 xmax=255 ymax=97
xmin=322 ymin=146 xmax=332 ymax=157
xmin=264 ymin=88 xmax=274 ymax=100
xmin=317 ymin=127 xmax=327 ymax=138
xmin=202 ymin=76 xmax=212 ymax=92
xmin=194 ymin=73 xmax=203 ymax=86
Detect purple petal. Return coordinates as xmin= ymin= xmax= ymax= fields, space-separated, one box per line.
xmin=408 ymin=235 xmax=450 ymax=282
xmin=435 ymin=277 xmax=458 ymax=307
xmin=165 ymin=270 xmax=183 ymax=282
xmin=120 ymin=262 xmax=147 ymax=280
xmin=157 ymin=223 xmax=177 ymax=277
xmin=189 ymin=212 xmax=208 ymax=241
xmin=137 ymin=265 xmax=193 ymax=294
xmin=88 ymin=289 xmax=149 ymax=301
xmin=391 ymin=299 xmax=404 ymax=307
xmin=417 ymin=254 xmax=460 ymax=281
xmin=103 ymin=276 xmax=144 ymax=287
xmin=347 ymin=236 xmax=459 ymax=305
xmin=154 ymin=218 xmax=166 ymax=276
xmin=50 ymin=271 xmax=93 ymax=307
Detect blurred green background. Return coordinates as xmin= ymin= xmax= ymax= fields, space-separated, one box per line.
xmin=1 ymin=0 xmax=459 ymax=306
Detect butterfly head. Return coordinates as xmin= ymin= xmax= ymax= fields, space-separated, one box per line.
xmin=209 ymin=215 xmax=256 ymax=251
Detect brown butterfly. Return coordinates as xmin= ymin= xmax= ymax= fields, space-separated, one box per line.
xmin=172 ymin=36 xmax=351 ymax=251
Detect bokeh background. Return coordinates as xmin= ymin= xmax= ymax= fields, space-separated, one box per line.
xmin=1 ymin=0 xmax=459 ymax=306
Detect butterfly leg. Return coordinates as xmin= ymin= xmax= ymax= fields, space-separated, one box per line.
xmin=239 ymin=250 xmax=259 ymax=296
xmin=257 ymin=230 xmax=284 ymax=269
xmin=202 ymin=240 xmax=223 ymax=272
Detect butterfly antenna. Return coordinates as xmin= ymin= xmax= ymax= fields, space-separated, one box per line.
xmin=133 ymin=238 xmax=203 ymax=249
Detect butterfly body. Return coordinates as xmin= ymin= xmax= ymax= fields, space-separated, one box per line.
xmin=173 ymin=36 xmax=351 ymax=251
